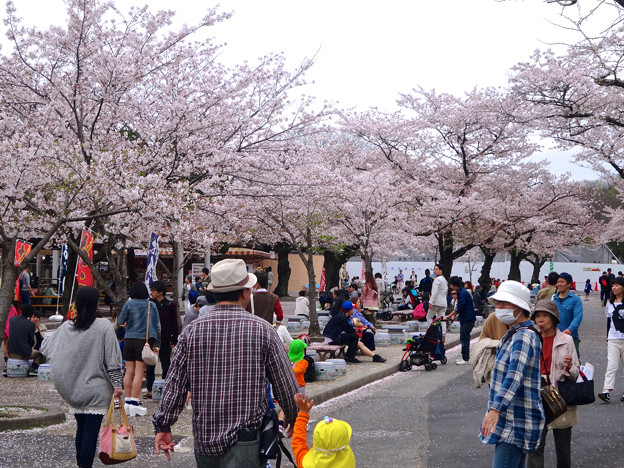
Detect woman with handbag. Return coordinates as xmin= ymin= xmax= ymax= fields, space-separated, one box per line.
xmin=40 ymin=287 xmax=123 ymax=468
xmin=116 ymin=282 xmax=161 ymax=416
xmin=527 ymin=299 xmax=580 ymax=468
xmin=598 ymin=276 xmax=624 ymax=403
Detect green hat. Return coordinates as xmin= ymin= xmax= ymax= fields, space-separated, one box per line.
xmin=288 ymin=339 xmax=307 ymax=363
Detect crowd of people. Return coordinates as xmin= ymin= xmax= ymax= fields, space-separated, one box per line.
xmin=6 ymin=258 xmax=624 ymax=467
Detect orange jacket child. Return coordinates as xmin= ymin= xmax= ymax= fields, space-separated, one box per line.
xmin=292 ymin=393 xmax=355 ymax=468
xmin=289 ymin=339 xmax=308 ymax=391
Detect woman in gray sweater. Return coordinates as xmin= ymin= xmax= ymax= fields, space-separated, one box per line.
xmin=41 ymin=287 xmax=122 ymax=468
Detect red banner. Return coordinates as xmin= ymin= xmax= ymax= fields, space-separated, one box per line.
xmin=320 ymin=267 xmax=326 ymax=292
xmin=76 ymin=230 xmax=95 ymax=287
xmin=14 ymin=240 xmax=32 ymax=267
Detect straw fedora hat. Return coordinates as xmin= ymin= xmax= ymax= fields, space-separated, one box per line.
xmin=206 ymin=259 xmax=257 ymax=293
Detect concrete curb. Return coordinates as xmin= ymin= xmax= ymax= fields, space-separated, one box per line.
xmin=0 ymin=405 xmax=66 ymax=432
xmin=309 ymin=329 xmax=481 ymax=405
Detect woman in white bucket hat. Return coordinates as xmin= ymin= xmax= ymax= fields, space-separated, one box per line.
xmin=479 ymin=280 xmax=545 ymax=468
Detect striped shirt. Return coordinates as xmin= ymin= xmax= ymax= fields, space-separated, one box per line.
xmin=152 ymin=304 xmax=299 ymax=456
xmin=480 ymin=321 xmax=545 ymax=453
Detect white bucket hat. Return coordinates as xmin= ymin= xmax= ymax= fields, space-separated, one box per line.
xmin=488 ymin=280 xmax=531 ymax=312
xmin=206 ymin=259 xmax=257 ymax=293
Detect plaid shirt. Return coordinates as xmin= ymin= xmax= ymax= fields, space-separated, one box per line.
xmin=152 ymin=304 xmax=299 ymax=456
xmin=480 ymin=321 xmax=545 ymax=453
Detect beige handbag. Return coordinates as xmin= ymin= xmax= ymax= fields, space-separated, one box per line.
xmin=141 ymin=302 xmax=159 ymax=366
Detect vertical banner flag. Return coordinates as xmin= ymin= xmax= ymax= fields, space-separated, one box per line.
xmin=361 ymin=260 xmax=365 ymax=278
xmin=76 ymin=230 xmax=95 ymax=287
xmin=319 ymin=268 xmax=326 ymax=292
xmin=59 ymin=245 xmax=68 ymax=295
xmin=144 ymin=232 xmax=160 ymax=287
xmin=14 ymin=240 xmax=32 ymax=267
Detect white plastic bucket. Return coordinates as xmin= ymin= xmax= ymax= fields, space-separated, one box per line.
xmin=449 ymin=321 xmax=461 ymax=333
xmin=374 ymin=332 xmax=391 ymax=347
xmin=326 ymin=359 xmax=347 ymax=377
xmin=37 ymin=363 xmax=52 ymax=381
xmin=287 ymin=322 xmax=301 ymax=333
xmin=152 ymin=379 xmax=166 ymax=402
xmin=314 ymin=361 xmax=336 ymax=381
xmin=7 ymin=358 xmax=28 ymax=378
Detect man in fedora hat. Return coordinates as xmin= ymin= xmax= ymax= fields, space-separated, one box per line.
xmin=153 ymin=259 xmax=299 ymax=466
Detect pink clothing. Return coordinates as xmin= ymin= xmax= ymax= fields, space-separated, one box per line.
xmin=3 ymin=306 xmax=18 ymax=340
xmin=361 ymin=283 xmax=378 ymax=309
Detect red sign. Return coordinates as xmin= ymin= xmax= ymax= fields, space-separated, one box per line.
xmin=14 ymin=240 xmax=32 ymax=267
xmin=320 ymin=268 xmax=326 ymax=292
xmin=76 ymin=230 xmax=95 ymax=287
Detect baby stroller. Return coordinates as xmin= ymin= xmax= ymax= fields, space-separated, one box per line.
xmin=398 ymin=317 xmax=447 ymax=371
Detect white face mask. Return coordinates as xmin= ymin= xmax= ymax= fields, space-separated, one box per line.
xmin=495 ymin=308 xmax=518 ymax=325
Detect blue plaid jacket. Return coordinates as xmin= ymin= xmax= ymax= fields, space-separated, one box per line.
xmin=480 ymin=320 xmax=545 ymax=453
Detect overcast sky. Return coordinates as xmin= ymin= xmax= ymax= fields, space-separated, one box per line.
xmin=5 ymin=0 xmax=611 ymax=180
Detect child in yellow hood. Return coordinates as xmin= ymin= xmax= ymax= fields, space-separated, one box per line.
xmin=292 ymin=393 xmax=355 ymax=468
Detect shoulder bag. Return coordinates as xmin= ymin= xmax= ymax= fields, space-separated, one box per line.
xmin=540 ymin=354 xmax=567 ymax=425
xmin=557 ymin=370 xmax=595 ymax=406
xmin=99 ymin=396 xmax=137 ymax=464
xmin=142 ymin=301 xmax=159 ymax=366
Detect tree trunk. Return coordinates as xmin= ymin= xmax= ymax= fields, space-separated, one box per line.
xmin=478 ymin=247 xmax=496 ymax=294
xmin=323 ymin=250 xmax=340 ymax=292
xmin=438 ymin=232 xmax=455 ymax=279
xmin=172 ymin=240 xmax=185 ymax=330
xmin=323 ymin=245 xmax=359 ymax=291
xmin=273 ymin=242 xmax=291 ymax=298
xmin=304 ymin=254 xmax=320 ymax=337
xmin=507 ymin=249 xmax=526 ymax=282
xmin=127 ymin=248 xmax=138 ymax=283
xmin=362 ymin=250 xmax=374 ymax=277
xmin=0 ymin=239 xmax=19 ymax=338
xmin=526 ymin=254 xmax=546 ymax=283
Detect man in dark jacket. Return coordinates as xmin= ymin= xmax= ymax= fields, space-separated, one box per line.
xmin=447 ymin=276 xmax=476 ymax=365
xmin=7 ymin=304 xmax=36 ymax=373
xmin=145 ymin=280 xmax=179 ymax=399
xmin=323 ymin=305 xmax=360 ymax=363
xmin=419 ymin=269 xmax=434 ymax=294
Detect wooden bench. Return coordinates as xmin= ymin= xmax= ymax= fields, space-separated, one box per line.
xmin=308 ymin=343 xmax=346 ymax=361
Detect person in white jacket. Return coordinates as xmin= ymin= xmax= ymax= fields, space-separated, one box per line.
xmin=295 ymin=290 xmax=310 ymax=316
xmin=429 ymin=264 xmax=448 ymax=319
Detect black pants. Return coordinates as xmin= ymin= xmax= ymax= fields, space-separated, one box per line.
xmin=361 ymin=329 xmax=376 ymax=351
xmin=332 ymin=333 xmax=359 ymax=359
xmin=75 ymin=413 xmax=104 ymax=468
xmin=146 ymin=344 xmax=172 ymax=391
xmin=601 ymin=288 xmax=610 ymax=303
xmin=526 ymin=426 xmax=572 ymax=468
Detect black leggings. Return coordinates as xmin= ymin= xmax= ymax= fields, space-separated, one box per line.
xmin=75 ymin=413 xmax=104 ymax=468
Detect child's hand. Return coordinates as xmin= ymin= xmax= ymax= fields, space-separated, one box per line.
xmin=294 ymin=393 xmax=314 ymax=413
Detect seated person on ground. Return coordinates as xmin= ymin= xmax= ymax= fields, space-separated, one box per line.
xmin=295 ymin=290 xmax=310 ymax=316
xmin=323 ymin=302 xmax=385 ymax=363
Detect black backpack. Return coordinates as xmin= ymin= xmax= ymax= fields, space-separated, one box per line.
xmin=610 ymin=304 xmax=624 ymax=334
xmin=303 ymin=355 xmax=316 ymax=382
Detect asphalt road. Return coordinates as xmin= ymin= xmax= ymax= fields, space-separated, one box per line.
xmin=296 ymin=295 xmax=624 ymax=468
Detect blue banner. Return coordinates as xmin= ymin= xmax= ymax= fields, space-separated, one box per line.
xmin=58 ymin=245 xmax=68 ymax=295
xmin=144 ymin=232 xmax=160 ymax=287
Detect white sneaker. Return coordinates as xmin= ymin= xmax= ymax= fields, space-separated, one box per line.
xmin=455 ymin=359 xmax=470 ymax=365
xmin=124 ymin=403 xmax=147 ymax=417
